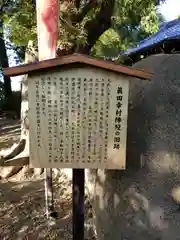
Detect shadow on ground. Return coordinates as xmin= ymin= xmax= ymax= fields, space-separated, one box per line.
xmin=0 ymin=179 xmax=72 ymax=240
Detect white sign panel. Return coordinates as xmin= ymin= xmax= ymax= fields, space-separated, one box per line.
xmin=28 ymin=67 xmax=129 ymax=169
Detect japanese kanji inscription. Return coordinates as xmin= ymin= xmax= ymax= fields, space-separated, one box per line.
xmin=28 ymin=67 xmax=129 ymax=169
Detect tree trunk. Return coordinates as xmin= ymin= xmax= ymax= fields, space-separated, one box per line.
xmin=78 ymin=0 xmax=115 ymax=54
xmin=1 ymin=40 xmax=43 ymax=178
xmin=0 ymin=20 xmax=12 ymax=98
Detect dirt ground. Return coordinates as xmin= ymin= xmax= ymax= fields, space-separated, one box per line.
xmin=0 ymin=178 xmax=72 ymax=240
xmin=0 ymin=118 xmax=96 ymax=240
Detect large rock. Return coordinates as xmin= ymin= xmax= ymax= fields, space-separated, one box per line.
xmin=86 ymin=54 xmax=180 ymax=240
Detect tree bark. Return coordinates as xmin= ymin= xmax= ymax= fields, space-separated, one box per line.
xmin=58 ymin=0 xmax=116 ymax=55
xmin=0 ymin=20 xmax=12 ymax=98
xmin=0 ymin=41 xmax=40 ymax=177
xmin=78 ymin=0 xmax=116 ymax=54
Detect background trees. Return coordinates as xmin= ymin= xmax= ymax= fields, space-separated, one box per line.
xmin=3 ymin=0 xmax=165 ymax=62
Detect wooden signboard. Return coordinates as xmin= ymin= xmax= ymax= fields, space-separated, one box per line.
xmin=28 ymin=67 xmax=129 ymax=169
xmin=3 ymin=54 xmax=152 ymax=169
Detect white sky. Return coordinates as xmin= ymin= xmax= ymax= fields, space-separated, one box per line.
xmin=10 ymin=0 xmax=180 ymax=91
xmin=159 ymin=0 xmax=180 ymax=21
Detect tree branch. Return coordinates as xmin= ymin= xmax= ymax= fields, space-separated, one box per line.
xmin=3 ymin=139 xmax=26 ymax=160
xmin=75 ymin=0 xmax=98 ymax=23
xmin=78 ymin=0 xmax=116 ymax=54
xmin=0 ymin=156 xmax=29 ymax=166
xmin=0 ymin=0 xmax=9 ymax=13
xmin=75 ymin=0 xmax=81 ymax=9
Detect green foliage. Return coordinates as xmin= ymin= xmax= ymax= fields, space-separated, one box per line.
xmin=4 ymin=0 xmax=36 ymax=47
xmin=3 ymin=0 xmax=165 ymax=61
xmin=91 ymin=28 xmax=122 ymax=59
xmin=92 ymin=0 xmax=165 ymax=61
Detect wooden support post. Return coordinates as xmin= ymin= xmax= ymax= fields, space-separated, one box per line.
xmin=73 ymin=169 xmax=85 ymax=240
xmin=44 ymin=168 xmax=57 ymax=219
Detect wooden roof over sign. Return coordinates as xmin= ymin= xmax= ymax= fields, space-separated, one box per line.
xmin=3 ymin=53 xmax=152 ymax=80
